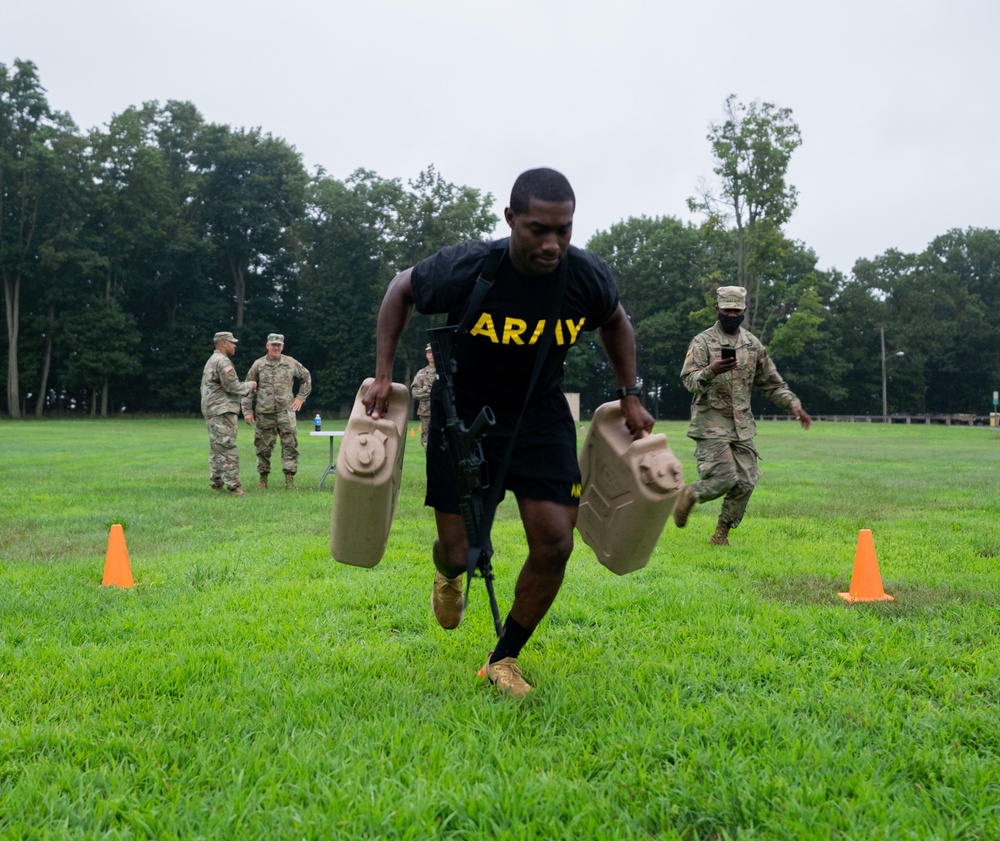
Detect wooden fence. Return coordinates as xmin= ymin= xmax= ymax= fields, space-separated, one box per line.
xmin=758 ymin=413 xmax=1000 ymax=427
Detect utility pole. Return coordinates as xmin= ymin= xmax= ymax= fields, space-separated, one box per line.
xmin=881 ymin=326 xmax=887 ymax=421
xmin=881 ymin=326 xmax=904 ymax=420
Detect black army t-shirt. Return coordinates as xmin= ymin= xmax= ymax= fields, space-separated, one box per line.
xmin=410 ymin=238 xmax=620 ymax=410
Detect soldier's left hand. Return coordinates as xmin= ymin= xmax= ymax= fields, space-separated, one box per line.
xmin=793 ymin=406 xmax=813 ymax=430
xmin=244 ymin=412 xmax=254 ymax=425
xmin=362 ymin=377 xmax=393 ymax=419
xmin=622 ymin=397 xmax=655 ymax=440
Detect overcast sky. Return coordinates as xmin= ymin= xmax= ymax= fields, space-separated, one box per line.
xmin=5 ymin=0 xmax=998 ymax=274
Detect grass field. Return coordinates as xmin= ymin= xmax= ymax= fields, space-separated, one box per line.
xmin=1 ymin=417 xmax=999 ymax=840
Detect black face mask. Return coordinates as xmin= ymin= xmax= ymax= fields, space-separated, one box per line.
xmin=718 ymin=313 xmax=745 ymax=334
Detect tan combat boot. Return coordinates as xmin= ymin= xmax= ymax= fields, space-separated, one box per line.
xmin=710 ymin=520 xmax=731 ymax=546
xmin=432 ymin=571 xmax=466 ymax=629
xmin=483 ymin=654 xmax=533 ymax=697
xmin=258 ymin=474 xmax=268 ymax=490
xmin=673 ymin=484 xmax=695 ymax=528
xmin=230 ymin=485 xmax=246 ymax=496
xmin=285 ymin=474 xmax=294 ymax=490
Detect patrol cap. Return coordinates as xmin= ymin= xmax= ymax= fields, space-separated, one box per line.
xmin=425 ymin=344 xmax=432 ymax=353
xmin=267 ymin=333 xmax=285 ymax=344
xmin=716 ymin=286 xmax=747 ymax=310
xmin=214 ymin=331 xmax=238 ymax=344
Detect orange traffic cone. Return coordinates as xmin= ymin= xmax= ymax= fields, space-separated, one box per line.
xmin=102 ymin=523 xmax=135 ymax=588
xmin=410 ymin=427 xmax=416 ymax=437
xmin=838 ymin=529 xmax=892 ymax=602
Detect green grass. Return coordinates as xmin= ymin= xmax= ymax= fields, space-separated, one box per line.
xmin=1 ymin=418 xmax=999 ymax=839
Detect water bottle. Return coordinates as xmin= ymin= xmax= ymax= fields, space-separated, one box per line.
xmin=314 ymin=413 xmax=322 ymax=432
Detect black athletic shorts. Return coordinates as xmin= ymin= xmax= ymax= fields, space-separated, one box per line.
xmin=424 ymin=385 xmax=581 ymax=512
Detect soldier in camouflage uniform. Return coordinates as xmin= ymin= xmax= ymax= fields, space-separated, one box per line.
xmin=201 ymin=331 xmax=256 ymax=495
xmin=673 ymin=286 xmax=812 ymax=545
xmin=241 ymin=333 xmax=312 ymax=490
xmin=410 ymin=344 xmax=436 ymax=449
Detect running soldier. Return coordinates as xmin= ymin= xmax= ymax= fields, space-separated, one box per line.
xmin=364 ymin=168 xmax=653 ymax=696
xmin=673 ymin=286 xmax=812 ymax=545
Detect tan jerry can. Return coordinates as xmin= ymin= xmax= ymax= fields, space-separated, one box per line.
xmin=330 ymin=377 xmax=410 ymax=568
xmin=577 ymin=401 xmax=684 ymax=575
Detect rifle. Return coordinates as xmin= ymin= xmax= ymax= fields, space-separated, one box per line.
xmin=427 ymin=325 xmax=504 ymax=639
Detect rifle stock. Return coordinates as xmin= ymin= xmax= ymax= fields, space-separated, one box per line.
xmin=427 ymin=325 xmax=504 ymax=639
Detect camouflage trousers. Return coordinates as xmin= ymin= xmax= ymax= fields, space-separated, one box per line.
xmin=690 ymin=437 xmax=762 ymax=528
xmin=206 ymin=413 xmax=242 ymax=490
xmin=418 ymin=412 xmax=430 ymax=450
xmin=255 ymin=409 xmax=299 ymax=476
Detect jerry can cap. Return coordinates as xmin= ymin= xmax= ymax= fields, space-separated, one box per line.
xmin=343 ymin=429 xmax=388 ymax=476
xmin=638 ymin=451 xmax=682 ymax=492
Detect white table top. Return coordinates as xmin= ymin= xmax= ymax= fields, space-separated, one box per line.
xmin=309 ymin=430 xmax=345 ymax=437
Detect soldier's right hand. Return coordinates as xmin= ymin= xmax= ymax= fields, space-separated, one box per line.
xmin=244 ymin=412 xmax=254 ymax=425
xmin=709 ymin=356 xmax=737 ymax=375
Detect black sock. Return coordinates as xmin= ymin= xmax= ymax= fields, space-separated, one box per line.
xmin=490 ymin=616 xmax=533 ymax=663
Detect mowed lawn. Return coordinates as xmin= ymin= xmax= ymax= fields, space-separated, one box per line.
xmin=1 ymin=417 xmax=998 ymax=840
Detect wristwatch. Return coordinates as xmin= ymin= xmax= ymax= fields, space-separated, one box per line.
xmin=615 ymin=384 xmax=643 ymax=399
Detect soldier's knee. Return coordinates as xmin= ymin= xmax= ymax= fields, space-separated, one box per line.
xmin=711 ymin=462 xmax=739 ymax=493
xmin=529 ymin=526 xmax=574 ymax=573
xmin=727 ymin=482 xmax=753 ymax=503
xmin=528 ymin=544 xmax=572 ymax=580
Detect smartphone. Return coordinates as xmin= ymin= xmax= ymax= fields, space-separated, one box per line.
xmin=721 ymin=347 xmax=736 ymax=361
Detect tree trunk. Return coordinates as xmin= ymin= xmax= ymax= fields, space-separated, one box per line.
xmin=101 ymin=380 xmax=109 ymax=417
xmin=735 ymin=223 xmax=747 ymax=291
xmin=4 ymin=272 xmax=22 ymax=418
xmin=90 ymin=388 xmax=97 ymax=418
xmin=230 ymin=256 xmax=246 ymax=329
xmin=748 ymin=272 xmax=762 ymax=334
xmin=35 ymin=304 xmax=54 ymax=417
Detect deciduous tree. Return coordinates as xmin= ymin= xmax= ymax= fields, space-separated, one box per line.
xmin=587 ymin=216 xmax=706 ymax=416
xmin=1 ymin=60 xmax=82 ymax=416
xmin=60 ymin=297 xmax=141 ymax=416
xmin=198 ymin=125 xmax=307 ymax=329
xmin=689 ymin=95 xmax=801 ymax=332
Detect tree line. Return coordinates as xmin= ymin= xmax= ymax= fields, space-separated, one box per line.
xmin=3 ymin=59 xmax=998 ymax=420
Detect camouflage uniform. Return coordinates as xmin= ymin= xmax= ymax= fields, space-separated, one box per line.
xmin=242 ymin=353 xmax=312 ymax=477
xmin=410 ymin=364 xmax=436 ymax=449
xmin=201 ymin=348 xmax=254 ymax=491
xmin=680 ymin=322 xmax=802 ymax=528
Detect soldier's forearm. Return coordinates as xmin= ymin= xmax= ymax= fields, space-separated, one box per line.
xmin=681 ymin=366 xmax=714 ymax=395
xmin=374 ymin=269 xmax=415 ymax=380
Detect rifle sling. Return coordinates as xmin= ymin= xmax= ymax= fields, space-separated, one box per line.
xmin=456 ymin=242 xmax=507 ymax=333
